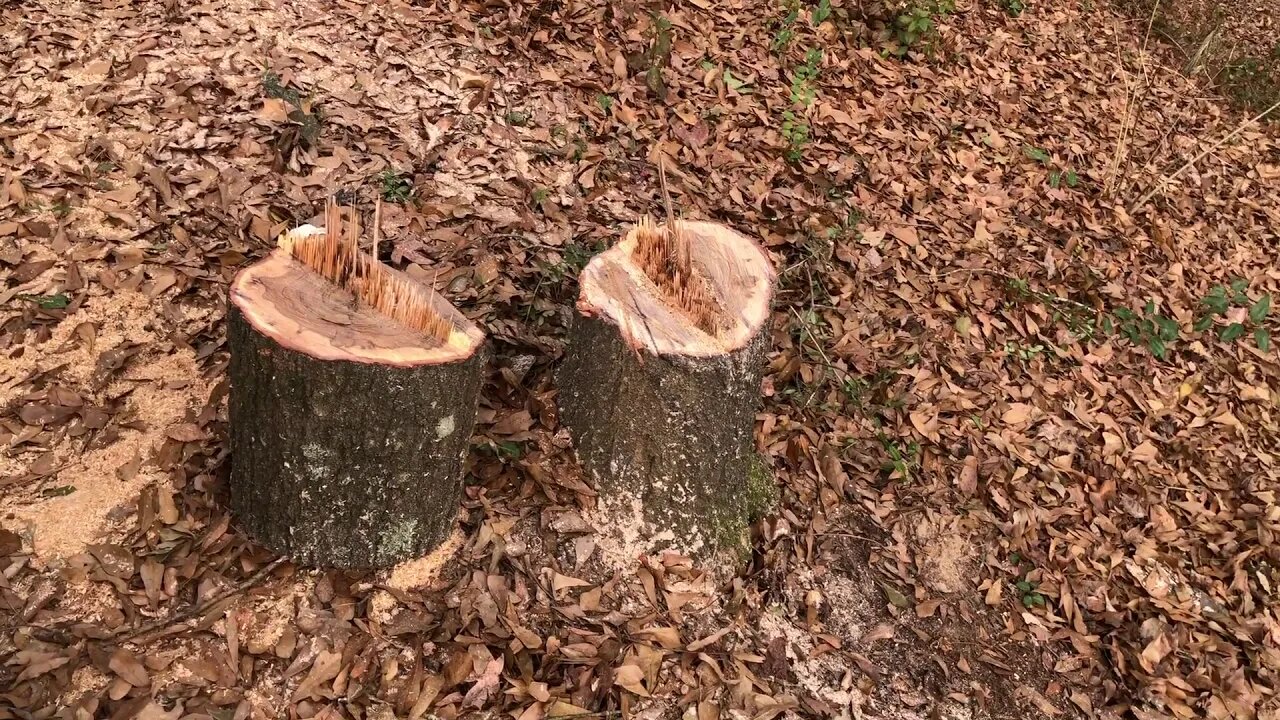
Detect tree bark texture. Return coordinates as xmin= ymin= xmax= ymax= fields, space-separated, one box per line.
xmin=228 ymin=305 xmax=485 ymax=568
xmin=556 ymin=313 xmax=769 ymax=560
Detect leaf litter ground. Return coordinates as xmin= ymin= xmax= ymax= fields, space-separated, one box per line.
xmin=1 ymin=0 xmax=1278 ymax=718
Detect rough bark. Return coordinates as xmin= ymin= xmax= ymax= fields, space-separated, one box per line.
xmin=228 ymin=304 xmax=484 ymax=569
xmin=556 ymin=312 xmax=769 ymax=560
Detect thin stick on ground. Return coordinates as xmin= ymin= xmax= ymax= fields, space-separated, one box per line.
xmin=1130 ymin=97 xmax=1280 ymax=211
xmin=1106 ymin=2 xmax=1161 ymax=197
xmin=372 ymin=196 xmax=382 ymax=260
xmin=112 ymin=556 xmax=289 ymax=645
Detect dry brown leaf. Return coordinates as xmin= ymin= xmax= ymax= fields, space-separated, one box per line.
xmin=108 ymin=648 xmax=150 ymax=687
xmin=614 ymin=664 xmax=650 ymax=697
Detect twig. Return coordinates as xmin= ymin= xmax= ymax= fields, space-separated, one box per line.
xmin=1130 ymin=96 xmax=1280 ymax=212
xmin=932 ymin=266 xmax=1094 ymax=305
xmin=789 ymin=306 xmax=840 ymax=409
xmin=372 ymin=196 xmax=382 ymax=260
xmin=1106 ymin=3 xmax=1160 ymax=197
xmin=111 ymin=556 xmax=288 ymax=645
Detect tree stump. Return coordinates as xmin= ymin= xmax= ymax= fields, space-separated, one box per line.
xmin=228 ymin=214 xmax=485 ymax=568
xmin=557 ymin=219 xmax=775 ymax=563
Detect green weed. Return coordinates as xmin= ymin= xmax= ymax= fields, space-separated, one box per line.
xmin=811 ymin=0 xmax=832 ymax=24
xmin=1003 ymin=277 xmax=1101 ymax=341
xmin=878 ymin=434 xmax=920 ymax=483
xmin=377 ymin=169 xmax=414 ymax=204
xmin=1110 ymin=300 xmax=1179 ymax=360
xmin=1221 ymin=58 xmax=1280 ymax=117
xmin=263 ymin=70 xmax=322 ymax=146
xmin=781 ymin=111 xmax=811 ymax=162
xmin=1000 ymin=0 xmax=1026 ymax=16
xmin=892 ymin=0 xmax=954 ymax=57
xmin=772 ymin=0 xmax=801 ymax=52
xmin=1017 ymin=577 xmax=1047 ymax=608
xmin=1048 ymin=169 xmax=1080 ymax=189
xmin=1023 ymin=145 xmax=1051 ymax=163
xmin=1004 ymin=340 xmax=1046 ymax=364
xmin=790 ymin=47 xmax=823 ymax=106
xmin=18 ymin=293 xmax=70 ymax=310
xmin=530 ymin=186 xmax=552 ymax=210
xmin=823 ymin=203 xmax=864 ymax=240
xmin=1025 ymin=146 xmax=1083 ymax=190
xmin=1196 ymin=280 xmax=1272 ymax=351
xmin=779 ymin=48 xmax=822 ymax=161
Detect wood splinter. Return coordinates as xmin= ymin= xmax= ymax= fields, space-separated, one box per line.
xmin=229 ymin=199 xmax=485 ymax=569
xmin=557 ymin=204 xmax=776 ymax=565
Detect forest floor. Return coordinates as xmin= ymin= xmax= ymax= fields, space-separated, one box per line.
xmin=2 ymin=0 xmax=1279 ymax=718
xmin=1112 ymin=0 xmax=1280 ymax=114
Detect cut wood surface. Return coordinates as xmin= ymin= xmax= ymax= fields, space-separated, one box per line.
xmin=558 ymin=219 xmax=775 ymax=564
xmin=228 ymin=217 xmax=485 ymax=568
xmin=578 ymin=220 xmax=773 ymax=357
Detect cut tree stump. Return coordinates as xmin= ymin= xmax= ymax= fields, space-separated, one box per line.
xmin=228 ymin=208 xmax=485 ymax=569
xmin=557 ymin=218 xmax=775 ymax=563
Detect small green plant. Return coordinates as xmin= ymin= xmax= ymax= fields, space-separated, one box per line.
xmin=892 ymin=0 xmax=954 ymax=56
xmin=1196 ymin=280 xmax=1272 ymax=351
xmin=841 ymin=376 xmax=871 ymax=409
xmin=823 ymin=203 xmax=864 ymax=240
xmin=790 ymin=47 xmax=823 ymax=106
xmin=878 ymin=434 xmax=920 ymax=483
xmin=495 ymin=440 xmax=524 ymax=459
xmin=596 ymin=93 xmax=613 ymax=113
xmin=263 ymin=70 xmax=322 ymax=146
xmin=723 ymin=69 xmax=752 ymax=94
xmin=51 ymin=199 xmax=72 ymax=218
xmin=1023 ymin=145 xmax=1051 ymax=164
xmin=1004 ymin=340 xmax=1046 ymax=364
xmin=778 ymin=47 xmax=821 ymax=162
xmin=565 ymin=242 xmax=599 ymax=273
xmin=1048 ymin=169 xmax=1080 ymax=188
xmin=1002 ymin=277 xmax=1101 ymax=340
xmin=18 ymin=293 xmax=70 ymax=310
xmin=530 ymin=186 xmax=552 ymax=209
xmin=811 ymin=0 xmax=832 ymax=24
xmin=263 ymin=70 xmax=302 ymax=107
xmin=1024 ymin=147 xmax=1085 ymax=190
xmin=999 ymin=0 xmax=1026 ymax=16
xmin=1110 ymin=300 xmax=1179 ymax=360
xmin=40 ymin=485 xmax=77 ymax=498
xmin=1017 ymin=577 xmax=1046 ymax=608
xmin=771 ymin=0 xmax=801 ymax=52
xmin=1220 ymin=57 xmax=1280 ymax=116
xmin=781 ymin=111 xmax=811 ymax=162
xmin=377 ymin=169 xmax=413 ymax=204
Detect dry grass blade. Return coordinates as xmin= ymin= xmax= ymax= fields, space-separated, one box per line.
xmin=1130 ymin=96 xmax=1280 ymax=211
